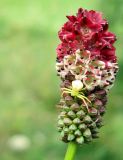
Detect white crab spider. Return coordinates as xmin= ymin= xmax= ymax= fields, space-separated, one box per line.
xmin=62 ymin=80 xmax=91 ymax=111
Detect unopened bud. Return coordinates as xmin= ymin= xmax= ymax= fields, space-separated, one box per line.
xmin=84 ymin=115 xmax=92 ymax=124
xmin=71 ymin=103 xmax=80 ymax=111
xmin=94 ymin=99 xmax=103 ymax=107
xmin=76 ymin=136 xmax=84 ymax=144
xmin=76 ymin=110 xmax=85 ymax=119
xmin=63 ymin=106 xmax=70 ymax=112
xmin=88 ymin=94 xmax=96 ymax=101
xmin=59 ymin=99 xmax=65 ymax=105
xmin=69 ymin=124 xmax=77 ymax=131
xmin=89 ymin=108 xmax=98 ymax=116
xmin=60 ymin=131 xmax=65 ymax=138
xmin=89 ymin=122 xmax=96 ymax=129
xmin=95 ymin=90 xmax=106 ymax=96
xmin=63 ymin=127 xmax=69 ymax=134
xmin=63 ymin=118 xmax=72 ymax=125
xmin=79 ymin=123 xmax=87 ymax=131
xmin=83 ymin=129 xmax=92 ymax=138
xmin=99 ymin=107 xmax=105 ymax=115
xmin=65 ymin=96 xmax=73 ymax=106
xmin=60 ymin=111 xmax=66 ymax=118
xmin=58 ymin=120 xmax=64 ymax=127
xmin=73 ymin=118 xmax=81 ymax=124
xmin=75 ymin=130 xmax=82 ymax=136
xmin=68 ymin=111 xmax=76 ymax=119
xmin=91 ymin=128 xmax=99 ymax=134
xmin=68 ymin=134 xmax=75 ymax=141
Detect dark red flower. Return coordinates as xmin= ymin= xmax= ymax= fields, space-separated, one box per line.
xmin=100 ymin=46 xmax=116 ymax=62
xmin=56 ymin=8 xmax=117 ymax=63
xmin=83 ymin=10 xmax=106 ymax=31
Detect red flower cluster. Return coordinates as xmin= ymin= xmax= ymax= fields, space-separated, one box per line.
xmin=56 ymin=8 xmax=116 ymax=63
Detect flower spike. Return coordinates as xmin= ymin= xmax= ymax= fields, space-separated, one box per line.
xmin=56 ymin=8 xmax=119 ymax=147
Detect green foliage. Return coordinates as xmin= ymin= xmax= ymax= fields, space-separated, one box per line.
xmin=0 ymin=0 xmax=123 ymax=160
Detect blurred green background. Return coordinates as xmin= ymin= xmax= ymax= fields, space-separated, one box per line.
xmin=0 ymin=0 xmax=123 ymax=160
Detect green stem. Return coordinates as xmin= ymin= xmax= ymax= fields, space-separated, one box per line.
xmin=64 ymin=142 xmax=77 ymax=160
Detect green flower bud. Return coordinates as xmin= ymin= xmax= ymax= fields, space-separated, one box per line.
xmin=76 ymin=110 xmax=85 ymax=119
xmin=58 ymin=127 xmax=62 ymax=132
xmin=63 ymin=118 xmax=72 ymax=125
xmin=83 ymin=115 xmax=92 ymax=124
xmin=63 ymin=106 xmax=70 ymax=112
xmin=95 ymin=90 xmax=106 ymax=98
xmin=73 ymin=118 xmax=81 ymax=124
xmin=89 ymin=122 xmax=97 ymax=129
xmin=62 ymin=136 xmax=68 ymax=143
xmin=68 ymin=134 xmax=75 ymax=141
xmin=89 ymin=108 xmax=98 ymax=116
xmin=78 ymin=123 xmax=87 ymax=131
xmin=80 ymin=105 xmax=87 ymax=112
xmin=71 ymin=103 xmax=80 ymax=111
xmin=75 ymin=129 xmax=82 ymax=136
xmin=60 ymin=111 xmax=67 ymax=118
xmin=63 ymin=127 xmax=69 ymax=134
xmin=69 ymin=124 xmax=77 ymax=131
xmin=58 ymin=99 xmax=65 ymax=106
xmin=60 ymin=130 xmax=65 ymax=138
xmin=88 ymin=94 xmax=96 ymax=101
xmin=58 ymin=119 xmax=64 ymax=127
xmin=94 ymin=99 xmax=103 ymax=107
xmin=83 ymin=128 xmax=92 ymax=138
xmin=65 ymin=96 xmax=73 ymax=106
xmin=76 ymin=136 xmax=84 ymax=144
xmin=68 ymin=111 xmax=76 ymax=119
xmin=91 ymin=128 xmax=99 ymax=134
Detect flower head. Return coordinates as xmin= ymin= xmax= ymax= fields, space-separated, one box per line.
xmin=57 ymin=8 xmax=116 ymax=63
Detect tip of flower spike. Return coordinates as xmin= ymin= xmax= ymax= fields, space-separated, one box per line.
xmin=56 ymin=8 xmax=117 ymax=63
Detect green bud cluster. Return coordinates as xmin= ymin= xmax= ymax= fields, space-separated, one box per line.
xmin=57 ymin=89 xmax=106 ymax=144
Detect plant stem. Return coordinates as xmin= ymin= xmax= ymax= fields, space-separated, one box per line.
xmin=64 ymin=142 xmax=77 ymax=160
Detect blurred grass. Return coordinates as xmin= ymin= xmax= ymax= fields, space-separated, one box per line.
xmin=0 ymin=0 xmax=123 ymax=160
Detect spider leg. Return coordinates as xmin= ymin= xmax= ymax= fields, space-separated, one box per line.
xmin=83 ymin=96 xmax=91 ymax=103
xmin=79 ymin=92 xmax=84 ymax=95
xmin=82 ymin=98 xmax=89 ymax=112
xmin=77 ymin=95 xmax=89 ymax=111
xmin=62 ymin=90 xmax=71 ymax=96
xmin=62 ymin=88 xmax=72 ymax=92
xmin=94 ymin=118 xmax=99 ymax=123
xmin=78 ymin=95 xmax=91 ymax=104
